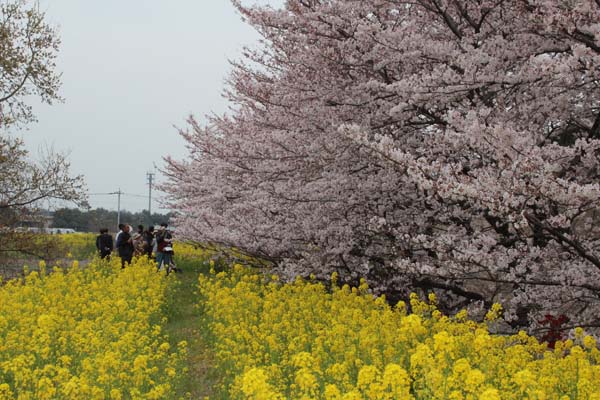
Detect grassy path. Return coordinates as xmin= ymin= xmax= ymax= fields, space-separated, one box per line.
xmin=163 ymin=261 xmax=218 ymax=399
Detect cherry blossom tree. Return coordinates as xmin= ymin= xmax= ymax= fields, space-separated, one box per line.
xmin=165 ymin=0 xmax=600 ymax=332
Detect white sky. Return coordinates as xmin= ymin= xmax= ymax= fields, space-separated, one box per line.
xmin=20 ymin=0 xmax=282 ymax=213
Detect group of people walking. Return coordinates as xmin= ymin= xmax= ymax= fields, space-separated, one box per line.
xmin=95 ymin=223 xmax=176 ymax=272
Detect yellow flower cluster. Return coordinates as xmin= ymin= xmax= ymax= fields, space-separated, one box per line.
xmin=199 ymin=266 xmax=600 ymax=399
xmin=54 ymin=233 xmax=97 ymax=259
xmin=0 ymin=256 xmax=186 ymax=400
xmin=170 ymin=242 xmax=214 ymax=264
xmin=172 ymin=242 xmax=266 ymax=270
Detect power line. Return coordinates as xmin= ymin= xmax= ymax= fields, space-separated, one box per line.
xmin=86 ymin=188 xmax=164 ymax=220
xmin=108 ymin=189 xmax=122 ymax=226
xmin=121 ymin=193 xmax=148 ymax=199
xmin=88 ymin=190 xmax=147 ymax=226
xmin=89 ymin=192 xmax=154 ymax=199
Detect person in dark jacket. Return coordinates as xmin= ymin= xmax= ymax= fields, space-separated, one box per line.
xmin=116 ymin=224 xmax=134 ymax=268
xmin=95 ymin=228 xmax=113 ymax=259
xmin=143 ymin=226 xmax=155 ymax=259
xmin=115 ymin=223 xmax=125 ymax=248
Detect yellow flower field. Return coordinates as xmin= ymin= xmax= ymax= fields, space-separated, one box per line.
xmin=0 ymin=256 xmax=186 ymax=400
xmin=170 ymin=242 xmax=215 ymax=264
xmin=54 ymin=233 xmax=97 ymax=259
xmin=199 ymin=266 xmax=600 ymax=400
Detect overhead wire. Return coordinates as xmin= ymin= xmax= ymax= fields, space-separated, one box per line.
xmin=88 ymin=192 xmax=157 ymax=200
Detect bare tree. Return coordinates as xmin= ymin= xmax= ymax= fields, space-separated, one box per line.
xmin=0 ymin=0 xmax=86 ymax=269
xmin=0 ymin=0 xmax=61 ymax=128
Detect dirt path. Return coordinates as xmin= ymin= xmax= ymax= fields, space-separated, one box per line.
xmin=163 ymin=262 xmax=218 ymax=399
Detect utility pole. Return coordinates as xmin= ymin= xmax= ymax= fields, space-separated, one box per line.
xmin=109 ymin=188 xmax=123 ymax=227
xmin=147 ymin=172 xmax=155 ymax=215
xmin=117 ymin=188 xmax=121 ymax=226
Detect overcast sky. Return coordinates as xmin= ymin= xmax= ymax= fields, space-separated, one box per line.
xmin=20 ymin=0 xmax=282 ymax=213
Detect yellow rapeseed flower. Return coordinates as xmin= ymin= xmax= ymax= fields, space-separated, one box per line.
xmin=0 ymin=255 xmax=185 ymax=399
xmin=198 ymin=266 xmax=600 ymax=399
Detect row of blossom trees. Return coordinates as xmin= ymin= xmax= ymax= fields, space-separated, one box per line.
xmin=166 ymin=0 xmax=600 ymax=332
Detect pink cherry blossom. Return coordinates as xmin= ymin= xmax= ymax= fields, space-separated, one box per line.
xmin=165 ymin=0 xmax=600 ymax=333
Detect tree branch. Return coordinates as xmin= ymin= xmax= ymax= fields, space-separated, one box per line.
xmin=524 ymin=212 xmax=600 ymax=270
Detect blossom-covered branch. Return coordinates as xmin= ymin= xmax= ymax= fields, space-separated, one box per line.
xmin=166 ymin=0 xmax=600 ymax=331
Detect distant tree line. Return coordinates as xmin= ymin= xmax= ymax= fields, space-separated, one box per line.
xmin=52 ymin=208 xmax=174 ymax=233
